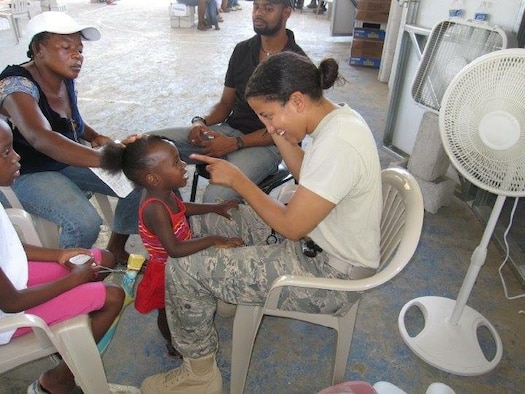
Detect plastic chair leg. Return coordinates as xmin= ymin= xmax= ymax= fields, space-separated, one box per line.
xmin=94 ymin=193 xmax=115 ymax=229
xmin=230 ymin=305 xmax=265 ymax=394
xmin=332 ymin=301 xmax=359 ymax=384
xmin=50 ymin=315 xmax=110 ymax=394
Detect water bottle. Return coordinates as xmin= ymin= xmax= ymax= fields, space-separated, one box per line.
xmin=449 ymin=0 xmax=463 ymax=18
xmin=474 ymin=0 xmax=489 ymax=22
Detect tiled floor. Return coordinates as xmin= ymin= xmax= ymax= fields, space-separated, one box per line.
xmin=1 ymin=1 xmax=524 ymax=393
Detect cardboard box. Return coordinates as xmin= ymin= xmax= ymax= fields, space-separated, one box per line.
xmin=353 ymin=27 xmax=386 ymax=40
xmin=169 ymin=3 xmax=195 ymax=28
xmin=351 ymin=38 xmax=384 ymax=58
xmin=349 ymin=56 xmax=381 ymax=68
xmin=354 ymin=10 xmax=389 ymax=23
xmin=356 ymin=0 xmax=391 ymax=13
xmin=169 ymin=3 xmax=194 ymax=17
xmin=354 ymin=20 xmax=388 ymax=31
xmin=170 ymin=16 xmax=195 ymax=28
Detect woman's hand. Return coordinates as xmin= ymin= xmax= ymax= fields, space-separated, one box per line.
xmin=90 ymin=135 xmax=113 ymax=148
xmin=190 ymin=154 xmax=243 ymax=189
xmin=119 ymin=133 xmax=144 ymax=146
xmin=214 ymin=200 xmax=239 ymax=219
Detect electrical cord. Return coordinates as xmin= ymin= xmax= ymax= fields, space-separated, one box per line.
xmin=497 ymin=197 xmax=525 ymax=311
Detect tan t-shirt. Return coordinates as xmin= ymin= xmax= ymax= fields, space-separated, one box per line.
xmin=300 ymin=104 xmax=382 ymax=269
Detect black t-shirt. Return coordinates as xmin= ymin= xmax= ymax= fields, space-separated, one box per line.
xmin=224 ymin=29 xmax=307 ymax=134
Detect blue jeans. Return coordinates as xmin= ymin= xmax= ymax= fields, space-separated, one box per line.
xmin=0 ymin=167 xmax=141 ymax=249
xmin=206 ymin=0 xmax=218 ymax=28
xmin=149 ymin=123 xmax=281 ymax=203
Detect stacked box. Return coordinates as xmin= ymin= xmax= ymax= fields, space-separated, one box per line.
xmin=169 ymin=3 xmax=196 ymax=29
xmin=350 ymin=0 xmax=390 ymax=68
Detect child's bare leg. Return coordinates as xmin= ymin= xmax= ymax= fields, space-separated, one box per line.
xmin=158 ymin=308 xmax=181 ymax=358
xmin=38 ymin=362 xmax=76 ymax=394
xmin=90 ymin=284 xmax=125 ymax=341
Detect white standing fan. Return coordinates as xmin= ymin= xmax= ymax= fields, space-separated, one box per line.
xmin=398 ymin=48 xmax=525 ymax=376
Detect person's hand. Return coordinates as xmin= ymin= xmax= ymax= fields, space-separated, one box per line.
xmin=66 ymin=261 xmax=100 ymax=284
xmin=118 ymin=133 xmax=145 ymax=147
xmin=57 ymin=248 xmax=94 ymax=266
xmin=200 ymin=130 xmax=237 ymax=157
xmin=188 ymin=124 xmax=211 ymax=147
xmin=190 ymin=154 xmax=242 ymax=188
xmin=214 ymin=236 xmax=245 ymax=249
xmin=90 ymin=135 xmax=113 ymax=148
xmin=214 ymin=200 xmax=239 ymax=219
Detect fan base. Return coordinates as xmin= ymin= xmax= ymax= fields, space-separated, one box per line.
xmin=398 ymin=296 xmax=503 ymax=376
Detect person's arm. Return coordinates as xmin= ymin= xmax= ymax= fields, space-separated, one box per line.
xmin=202 ymin=86 xmax=237 ymax=126
xmin=0 ymin=262 xmax=99 ymax=313
xmin=143 ymin=201 xmax=243 ymax=258
xmin=188 ymin=86 xmax=236 ymax=146
xmin=270 ymin=133 xmax=304 ymax=180
xmin=24 ymin=244 xmax=94 ymax=266
xmin=82 ymin=122 xmax=113 ymax=148
xmin=185 ymin=199 xmax=238 ymax=219
xmin=191 ymin=154 xmax=335 ymax=240
xmin=1 ymin=92 xmax=102 ymax=167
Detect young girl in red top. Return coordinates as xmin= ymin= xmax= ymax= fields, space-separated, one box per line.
xmin=102 ymin=135 xmax=244 ymax=356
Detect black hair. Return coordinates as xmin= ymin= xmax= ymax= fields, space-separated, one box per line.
xmin=245 ymin=52 xmax=342 ymax=105
xmin=26 ymin=32 xmax=53 ymax=59
xmin=101 ymin=135 xmax=172 ymax=187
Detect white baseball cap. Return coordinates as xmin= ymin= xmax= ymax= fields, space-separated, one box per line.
xmin=26 ymin=11 xmax=101 ymax=42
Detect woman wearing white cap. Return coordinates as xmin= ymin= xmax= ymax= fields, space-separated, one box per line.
xmin=0 ymin=12 xmax=141 ymax=264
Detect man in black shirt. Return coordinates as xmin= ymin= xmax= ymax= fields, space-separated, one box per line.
xmin=152 ymin=0 xmax=307 ymax=203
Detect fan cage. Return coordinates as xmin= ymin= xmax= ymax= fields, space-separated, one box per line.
xmin=412 ymin=20 xmax=506 ymax=113
xmin=440 ymin=50 xmax=525 ymax=197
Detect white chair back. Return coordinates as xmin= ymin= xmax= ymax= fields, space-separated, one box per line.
xmin=10 ymin=0 xmax=30 ymax=15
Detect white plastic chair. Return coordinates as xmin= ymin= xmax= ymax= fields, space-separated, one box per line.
xmin=0 ymin=0 xmax=31 ymax=44
xmin=0 ymin=185 xmax=115 ymax=248
xmin=230 ymin=167 xmax=424 ymax=393
xmin=0 ymin=313 xmax=110 ymax=393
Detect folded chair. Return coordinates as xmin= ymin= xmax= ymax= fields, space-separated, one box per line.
xmin=230 ymin=167 xmax=424 ymax=393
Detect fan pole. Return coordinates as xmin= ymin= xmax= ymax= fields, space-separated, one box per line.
xmin=449 ymin=195 xmax=505 ymax=324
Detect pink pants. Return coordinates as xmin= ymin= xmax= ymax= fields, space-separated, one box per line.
xmin=13 ymin=249 xmax=107 ymax=337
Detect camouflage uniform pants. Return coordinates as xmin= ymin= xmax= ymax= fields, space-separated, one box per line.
xmin=165 ymin=205 xmax=360 ymax=358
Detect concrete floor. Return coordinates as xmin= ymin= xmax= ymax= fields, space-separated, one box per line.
xmin=1 ymin=1 xmax=524 ymax=393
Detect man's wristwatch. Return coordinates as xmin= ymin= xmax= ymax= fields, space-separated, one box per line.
xmin=191 ymin=116 xmax=206 ymax=125
xmin=236 ymin=136 xmax=244 ymax=150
